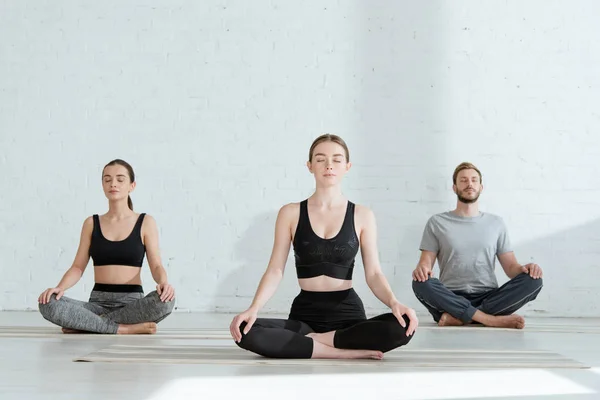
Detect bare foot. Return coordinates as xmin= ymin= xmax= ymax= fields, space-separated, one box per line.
xmin=344 ymin=350 xmax=384 ymax=360
xmin=438 ymin=313 xmax=464 ymax=327
xmin=62 ymin=328 xmax=91 ymax=334
xmin=117 ymin=322 xmax=157 ymax=335
xmin=310 ymin=340 xmax=383 ymax=359
xmin=487 ymin=314 xmax=525 ymax=329
xmin=324 ymin=349 xmax=384 ymax=360
xmin=306 ymin=332 xmax=335 ymax=347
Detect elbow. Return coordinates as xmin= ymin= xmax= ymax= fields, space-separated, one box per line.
xmin=69 ymin=267 xmax=84 ymax=278
xmin=150 ymin=265 xmax=167 ymax=277
xmin=365 ymin=271 xmax=384 ymax=286
xmin=265 ymin=267 xmax=284 ymax=281
xmin=150 ymin=264 xmax=165 ymax=273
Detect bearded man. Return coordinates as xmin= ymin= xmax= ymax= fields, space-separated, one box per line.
xmin=411 ymin=162 xmax=543 ymax=329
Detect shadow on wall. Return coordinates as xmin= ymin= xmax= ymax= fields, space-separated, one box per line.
xmin=352 ymin=4 xmax=446 ymax=309
xmin=356 ymin=2 xmax=446 ymax=205
xmin=509 ymin=217 xmax=600 ymax=317
xmin=211 ymin=210 xmax=297 ymax=315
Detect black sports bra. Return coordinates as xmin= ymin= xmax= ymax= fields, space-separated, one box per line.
xmin=292 ymin=200 xmax=359 ymax=280
xmin=89 ymin=213 xmax=146 ymax=267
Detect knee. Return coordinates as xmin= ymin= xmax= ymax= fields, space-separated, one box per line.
xmin=147 ymin=291 xmax=175 ymax=316
xmin=527 ymin=275 xmax=543 ymax=298
xmin=235 ymin=322 xmax=247 ymax=346
xmin=395 ymin=315 xmax=415 ymax=346
xmin=235 ymin=321 xmax=254 ymax=350
xmin=238 ymin=321 xmax=248 ymax=336
xmin=379 ymin=315 xmax=414 ymax=352
xmin=38 ymin=294 xmax=59 ymax=319
xmin=516 ymin=273 xmax=544 ymax=292
xmin=236 ymin=322 xmax=266 ymax=352
xmin=237 ymin=321 xmax=253 ymax=343
xmin=412 ymin=278 xmax=437 ymax=298
xmin=162 ymin=298 xmax=175 ymax=315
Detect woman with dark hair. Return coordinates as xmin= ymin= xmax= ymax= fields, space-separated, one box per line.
xmin=38 ymin=159 xmax=175 ymax=334
xmin=230 ymin=135 xmax=418 ymax=358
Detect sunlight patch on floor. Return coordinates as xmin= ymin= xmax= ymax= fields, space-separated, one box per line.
xmin=145 ymin=369 xmax=594 ymax=400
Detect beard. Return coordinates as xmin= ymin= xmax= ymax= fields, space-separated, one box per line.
xmin=457 ymin=189 xmax=481 ymax=204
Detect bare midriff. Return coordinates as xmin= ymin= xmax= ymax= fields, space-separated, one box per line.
xmin=94 ymin=265 xmax=142 ymax=285
xmin=298 ymin=275 xmax=353 ymax=292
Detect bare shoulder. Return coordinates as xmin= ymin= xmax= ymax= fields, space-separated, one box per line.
xmin=142 ymin=213 xmax=156 ymax=223
xmin=78 ymin=216 xmax=94 ymax=239
xmin=278 ymin=202 xmax=300 ymax=220
xmin=353 ymin=204 xmax=376 ymax=236
xmin=83 ymin=216 xmax=94 ymax=227
xmin=141 ymin=214 xmax=158 ymax=230
xmin=354 ymin=204 xmax=376 ymax=221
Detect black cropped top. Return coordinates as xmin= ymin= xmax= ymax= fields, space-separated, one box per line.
xmin=293 ymin=200 xmax=359 ymax=280
xmin=89 ymin=213 xmax=146 ymax=267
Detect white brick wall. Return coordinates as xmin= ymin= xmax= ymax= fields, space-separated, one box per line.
xmin=1 ymin=1 xmax=599 ymax=316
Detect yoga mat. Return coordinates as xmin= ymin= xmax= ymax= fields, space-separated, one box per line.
xmin=0 ymin=326 xmax=230 ymax=338
xmin=3 ymin=321 xmax=600 ymax=338
xmin=74 ymin=345 xmax=588 ymax=368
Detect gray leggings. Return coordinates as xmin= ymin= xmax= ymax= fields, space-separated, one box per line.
xmin=38 ymin=284 xmax=174 ymax=334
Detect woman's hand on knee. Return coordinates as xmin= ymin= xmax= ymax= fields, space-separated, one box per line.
xmin=229 ymin=309 xmax=258 ymax=343
xmin=38 ymin=288 xmax=64 ymax=305
xmin=391 ymin=301 xmax=419 ymax=337
xmin=156 ymin=283 xmax=175 ymax=302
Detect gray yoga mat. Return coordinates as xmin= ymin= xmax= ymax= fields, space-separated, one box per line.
xmin=3 ymin=322 xmax=600 ymax=338
xmin=74 ymin=344 xmax=589 ymax=368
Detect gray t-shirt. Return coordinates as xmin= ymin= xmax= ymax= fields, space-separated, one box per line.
xmin=419 ymin=211 xmax=512 ymax=293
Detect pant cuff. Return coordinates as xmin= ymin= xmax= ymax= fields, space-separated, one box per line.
xmin=460 ymin=305 xmax=477 ymax=323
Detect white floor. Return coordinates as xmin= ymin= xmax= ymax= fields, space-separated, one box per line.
xmin=1 ymin=312 xmax=599 ymax=400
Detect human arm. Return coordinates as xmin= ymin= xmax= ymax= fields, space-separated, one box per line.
xmin=229 ymin=204 xmax=295 ymax=341
xmin=498 ymin=251 xmax=543 ymax=279
xmin=496 ymin=218 xmax=542 ymax=279
xmin=412 ymin=217 xmax=439 ymax=281
xmin=412 ymin=250 xmax=436 ymax=282
xmin=359 ymin=206 xmax=418 ymax=336
xmin=143 ymin=215 xmax=175 ymax=302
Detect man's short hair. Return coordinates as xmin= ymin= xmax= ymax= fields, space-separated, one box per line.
xmin=453 ymin=162 xmax=482 ymax=184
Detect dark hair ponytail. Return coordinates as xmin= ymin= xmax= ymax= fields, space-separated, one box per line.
xmin=103 ymin=159 xmax=135 ymax=210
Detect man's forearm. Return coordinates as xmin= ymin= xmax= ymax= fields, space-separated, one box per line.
xmin=506 ymin=263 xmax=524 ymax=279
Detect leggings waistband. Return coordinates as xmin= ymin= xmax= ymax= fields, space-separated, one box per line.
xmin=92 ymin=283 xmax=144 ymax=293
xmin=296 ymin=287 xmax=357 ymax=301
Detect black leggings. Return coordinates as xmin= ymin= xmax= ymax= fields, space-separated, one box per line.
xmin=236 ymin=288 xmax=414 ymax=358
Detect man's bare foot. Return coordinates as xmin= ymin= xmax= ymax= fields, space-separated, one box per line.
xmin=472 ymin=310 xmax=525 ymax=330
xmin=438 ymin=313 xmax=464 ymax=327
xmin=62 ymin=328 xmax=90 ymax=334
xmin=487 ymin=314 xmax=525 ymax=329
xmin=117 ymin=322 xmax=157 ymax=335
